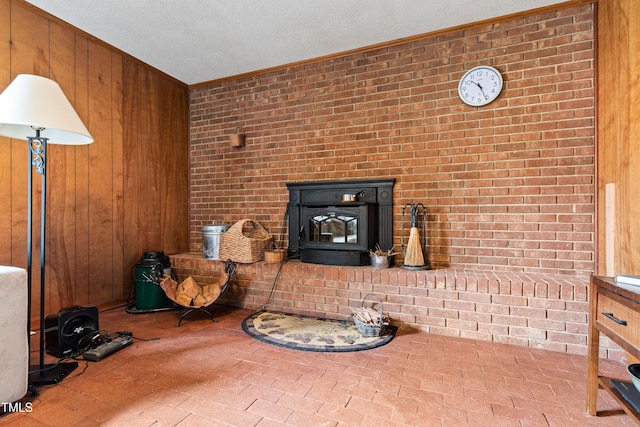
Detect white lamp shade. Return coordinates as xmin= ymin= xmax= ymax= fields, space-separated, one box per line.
xmin=0 ymin=74 xmax=93 ymax=145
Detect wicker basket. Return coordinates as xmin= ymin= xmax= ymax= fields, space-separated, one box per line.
xmin=352 ymin=293 xmax=390 ymax=337
xmin=264 ymin=249 xmax=285 ymax=263
xmin=219 ymin=219 xmax=273 ymax=263
xmin=263 ymin=241 xmax=286 ymax=263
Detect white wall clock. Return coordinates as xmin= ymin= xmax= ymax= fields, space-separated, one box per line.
xmin=458 ymin=65 xmax=503 ymax=107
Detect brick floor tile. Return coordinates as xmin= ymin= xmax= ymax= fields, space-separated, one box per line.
xmin=315 ymin=402 xmax=367 ymax=426
xmin=276 ymin=393 xmax=324 ymax=414
xmin=3 ymin=306 xmax=636 ymax=427
xmin=306 ymin=388 xmax=350 ymax=408
xmin=247 ymin=399 xmax=293 ymax=423
xmin=345 ymin=395 xmax=394 ymax=420
xmin=284 ymin=410 xmax=337 ymax=427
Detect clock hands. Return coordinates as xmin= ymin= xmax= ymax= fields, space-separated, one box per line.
xmin=471 ymin=81 xmax=489 ymax=100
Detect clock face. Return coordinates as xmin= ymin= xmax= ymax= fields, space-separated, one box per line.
xmin=458 ymin=66 xmax=503 ymax=107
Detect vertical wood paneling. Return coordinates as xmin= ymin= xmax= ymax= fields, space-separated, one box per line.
xmin=87 ymin=41 xmax=115 ymax=303
xmin=121 ymin=62 xmax=141 ymax=288
xmin=616 ymin=0 xmax=631 ymax=275
xmin=74 ymin=35 xmax=90 ymax=305
xmin=629 ymin=1 xmax=640 ymax=275
xmin=121 ymin=58 xmax=190 ymax=297
xmin=1 ymin=0 xmax=189 ymax=323
xmin=596 ymin=0 xmax=619 ymax=274
xmin=47 ymin=21 xmax=76 ymax=311
xmin=159 ymin=81 xmax=189 ymax=253
xmin=111 ymin=53 xmax=124 ymax=299
xmin=144 ymin=71 xmax=163 ymax=252
xmin=597 ymin=0 xmax=640 ymax=276
xmin=123 ymin=61 xmax=152 ymax=279
xmin=0 ymin=0 xmax=12 ymax=265
xmin=9 ymin=1 xmax=50 ymax=317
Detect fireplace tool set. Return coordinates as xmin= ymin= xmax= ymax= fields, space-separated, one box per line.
xmin=401 ymin=203 xmax=429 ymax=270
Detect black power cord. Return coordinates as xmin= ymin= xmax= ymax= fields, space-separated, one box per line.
xmin=254 ymin=208 xmax=297 ymax=313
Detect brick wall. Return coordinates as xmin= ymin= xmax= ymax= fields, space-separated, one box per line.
xmin=170 ymin=255 xmax=623 ymax=359
xmin=189 ymin=4 xmax=595 ymax=275
xmin=184 ymin=5 xmax=605 ymax=358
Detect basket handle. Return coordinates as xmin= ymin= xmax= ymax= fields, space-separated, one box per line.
xmin=228 ymin=218 xmax=265 ymax=235
xmin=361 ymin=293 xmax=384 ymax=327
xmin=250 ymin=219 xmax=269 ymax=234
xmin=225 ymin=219 xmax=248 ymax=235
xmin=268 ymin=240 xmax=280 ymax=250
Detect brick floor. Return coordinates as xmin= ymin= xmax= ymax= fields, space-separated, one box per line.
xmin=1 ymin=305 xmax=635 ymax=426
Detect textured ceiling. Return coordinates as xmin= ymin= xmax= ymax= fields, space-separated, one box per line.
xmin=26 ymin=0 xmax=568 ymax=85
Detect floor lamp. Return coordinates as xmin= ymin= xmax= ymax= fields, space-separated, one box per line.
xmin=0 ymin=74 xmax=93 ymax=387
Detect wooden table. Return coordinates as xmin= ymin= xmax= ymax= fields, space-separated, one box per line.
xmin=587 ymin=275 xmax=640 ymax=422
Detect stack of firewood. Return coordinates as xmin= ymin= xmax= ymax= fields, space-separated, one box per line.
xmin=369 ymin=244 xmax=397 ymax=257
xmin=352 ymin=293 xmax=391 ymax=336
xmin=351 ymin=306 xmax=390 ymax=336
xmin=160 ymin=276 xmax=221 ymax=308
xmin=351 ymin=307 xmax=385 ymax=324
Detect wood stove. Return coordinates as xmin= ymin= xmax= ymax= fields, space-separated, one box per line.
xmin=286 ymin=178 xmax=395 ymax=266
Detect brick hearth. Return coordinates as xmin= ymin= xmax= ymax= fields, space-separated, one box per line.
xmin=170 ymin=253 xmax=620 ymax=359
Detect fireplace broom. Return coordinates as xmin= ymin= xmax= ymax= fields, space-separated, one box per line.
xmin=405 ymin=225 xmax=424 ymax=266
xmin=401 ymin=203 xmax=429 ymax=270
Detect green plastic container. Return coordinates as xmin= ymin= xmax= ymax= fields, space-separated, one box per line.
xmin=135 ymin=251 xmax=173 ymax=310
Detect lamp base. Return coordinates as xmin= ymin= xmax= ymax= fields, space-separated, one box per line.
xmin=29 ymin=362 xmax=78 ymax=387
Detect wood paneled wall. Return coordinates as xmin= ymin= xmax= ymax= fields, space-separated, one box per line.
xmin=0 ymin=0 xmax=189 ymax=321
xmin=597 ymin=0 xmax=640 ymax=276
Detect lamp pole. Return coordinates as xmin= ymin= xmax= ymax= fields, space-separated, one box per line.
xmin=26 ymin=128 xmax=79 ymax=387
xmin=27 ymin=128 xmax=48 ymax=374
xmin=0 ymin=74 xmax=94 ymax=389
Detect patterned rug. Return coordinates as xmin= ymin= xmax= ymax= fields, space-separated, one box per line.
xmin=241 ymin=311 xmax=397 ymax=352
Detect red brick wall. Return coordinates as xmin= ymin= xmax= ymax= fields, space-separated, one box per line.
xmin=189 ymin=5 xmax=595 ymax=276
xmin=170 ymin=255 xmax=624 ymax=359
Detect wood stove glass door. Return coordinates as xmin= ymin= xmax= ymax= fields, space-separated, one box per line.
xmin=301 ymin=205 xmax=370 ymax=252
xmin=309 ymin=213 xmax=357 ymax=244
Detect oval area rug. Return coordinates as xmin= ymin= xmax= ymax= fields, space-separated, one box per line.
xmin=241 ymin=310 xmax=397 ymax=352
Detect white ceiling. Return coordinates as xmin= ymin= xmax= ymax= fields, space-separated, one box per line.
xmin=26 ymin=0 xmax=568 ymax=85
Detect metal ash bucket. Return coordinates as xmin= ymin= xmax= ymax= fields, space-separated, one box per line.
xmin=202 ymin=223 xmax=230 ymax=259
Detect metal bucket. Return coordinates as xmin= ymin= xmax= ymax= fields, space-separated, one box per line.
xmin=202 ymin=223 xmax=230 ymax=259
xmin=370 ymin=254 xmax=392 ymax=269
xmin=135 ymin=251 xmax=173 ymax=310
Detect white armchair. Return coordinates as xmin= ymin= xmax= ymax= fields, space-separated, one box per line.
xmin=0 ymin=266 xmax=28 ymax=403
